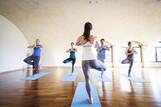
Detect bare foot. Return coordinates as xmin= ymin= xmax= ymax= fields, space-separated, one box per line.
xmin=88 ymin=97 xmax=93 ymax=104
xmin=70 ymin=73 xmax=73 ymax=76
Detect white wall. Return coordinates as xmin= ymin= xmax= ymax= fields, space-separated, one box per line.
xmin=0 ymin=0 xmax=161 ymax=67
xmin=0 ymin=15 xmax=28 ymax=73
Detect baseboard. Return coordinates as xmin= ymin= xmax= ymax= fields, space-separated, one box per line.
xmin=0 ymin=68 xmax=22 ymax=75
xmin=1 ymin=65 xmax=160 ymax=75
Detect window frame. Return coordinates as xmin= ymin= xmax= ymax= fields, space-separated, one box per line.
xmin=104 ymin=45 xmax=113 ymax=63
xmin=155 ymin=47 xmax=161 ymax=62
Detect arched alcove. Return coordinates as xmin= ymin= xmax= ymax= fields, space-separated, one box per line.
xmin=131 ymin=40 xmax=144 ymax=67
xmin=0 ymin=15 xmax=28 ymax=72
xmin=103 ymin=41 xmax=114 ymax=68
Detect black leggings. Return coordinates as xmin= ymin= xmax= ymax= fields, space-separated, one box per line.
xmin=121 ymin=58 xmax=134 ymax=75
xmin=24 ymin=55 xmax=40 ymax=73
xmin=63 ymin=58 xmax=76 ymax=73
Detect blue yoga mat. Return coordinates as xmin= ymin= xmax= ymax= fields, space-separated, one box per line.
xmin=94 ymin=72 xmax=111 ymax=82
xmin=63 ymin=72 xmax=77 ymax=81
xmin=22 ymin=72 xmax=48 ymax=80
xmin=71 ymin=82 xmax=101 ymax=107
xmin=120 ymin=73 xmax=150 ymax=83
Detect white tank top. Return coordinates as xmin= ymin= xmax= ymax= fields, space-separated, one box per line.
xmin=82 ymin=42 xmax=97 ymax=60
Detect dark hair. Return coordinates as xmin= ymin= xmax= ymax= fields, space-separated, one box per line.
xmin=71 ymin=42 xmax=74 ymax=45
xmin=100 ymin=38 xmax=105 ymax=42
xmin=128 ymin=41 xmax=131 ymax=46
xmin=83 ymin=22 xmax=92 ymax=41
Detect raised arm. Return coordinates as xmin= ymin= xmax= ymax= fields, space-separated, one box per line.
xmin=76 ymin=36 xmax=82 ymax=46
xmin=132 ymin=48 xmax=137 ymax=54
xmin=66 ymin=49 xmax=71 ymax=53
xmin=74 ymin=48 xmax=77 ymax=52
xmin=105 ymin=45 xmax=110 ymax=50
xmin=103 ymin=41 xmax=110 ymax=50
xmin=28 ymin=44 xmax=43 ymax=48
xmin=27 ymin=45 xmax=35 ymax=48
xmin=93 ymin=37 xmax=100 ymax=52
xmin=125 ymin=48 xmax=136 ymax=56
xmin=36 ymin=44 xmax=43 ymax=48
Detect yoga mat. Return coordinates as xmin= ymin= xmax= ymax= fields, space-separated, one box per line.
xmin=63 ymin=72 xmax=77 ymax=81
xmin=71 ymin=82 xmax=101 ymax=107
xmin=120 ymin=73 xmax=150 ymax=83
xmin=22 ymin=72 xmax=48 ymax=80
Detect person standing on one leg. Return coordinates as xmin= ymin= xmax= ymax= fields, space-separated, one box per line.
xmin=24 ymin=38 xmax=43 ymax=75
xmin=121 ymin=41 xmax=137 ymax=77
xmin=76 ymin=22 xmax=106 ymax=104
xmin=63 ymin=42 xmax=77 ymax=75
xmin=97 ymin=38 xmax=109 ymax=63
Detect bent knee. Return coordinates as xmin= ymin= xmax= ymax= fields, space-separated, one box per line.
xmin=24 ymin=59 xmax=27 ymax=63
xmin=104 ymin=67 xmax=106 ymax=71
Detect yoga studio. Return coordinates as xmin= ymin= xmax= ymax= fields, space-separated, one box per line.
xmin=0 ymin=0 xmax=161 ymax=107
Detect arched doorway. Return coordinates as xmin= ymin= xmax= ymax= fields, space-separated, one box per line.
xmin=103 ymin=41 xmax=114 ymax=68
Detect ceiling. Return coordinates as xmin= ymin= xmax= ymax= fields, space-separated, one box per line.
xmin=0 ymin=0 xmax=161 ymax=43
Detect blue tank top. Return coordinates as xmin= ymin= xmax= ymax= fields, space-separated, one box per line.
xmin=98 ymin=45 xmax=108 ymax=59
xmin=69 ymin=50 xmax=76 ymax=59
xmin=33 ymin=47 xmax=41 ymax=57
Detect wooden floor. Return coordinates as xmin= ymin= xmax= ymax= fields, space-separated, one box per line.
xmin=0 ymin=67 xmax=161 ymax=107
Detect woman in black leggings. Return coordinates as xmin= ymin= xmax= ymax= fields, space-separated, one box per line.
xmin=121 ymin=41 xmax=137 ymax=77
xmin=76 ymin=22 xmax=106 ymax=104
xmin=63 ymin=42 xmax=77 ymax=75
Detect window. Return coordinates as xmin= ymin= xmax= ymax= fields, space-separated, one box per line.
xmin=155 ymin=41 xmax=161 ymax=62
xmin=155 ymin=47 xmax=161 ymax=62
xmin=104 ymin=45 xmax=112 ymax=62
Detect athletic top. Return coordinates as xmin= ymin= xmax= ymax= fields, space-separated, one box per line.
xmin=97 ymin=45 xmax=108 ymax=59
xmin=82 ymin=42 xmax=97 ymax=60
xmin=33 ymin=46 xmax=41 ymax=57
xmin=69 ymin=49 xmax=76 ymax=59
xmin=127 ymin=48 xmax=134 ymax=59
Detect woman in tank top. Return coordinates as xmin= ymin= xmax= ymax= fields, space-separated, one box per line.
xmin=76 ymin=22 xmax=106 ymax=104
xmin=63 ymin=42 xmax=77 ymax=75
xmin=121 ymin=41 xmax=137 ymax=77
